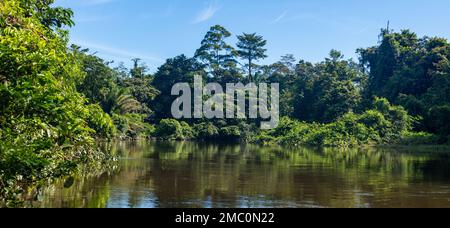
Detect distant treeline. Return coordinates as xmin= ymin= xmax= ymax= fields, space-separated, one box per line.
xmin=73 ymin=28 xmax=450 ymax=147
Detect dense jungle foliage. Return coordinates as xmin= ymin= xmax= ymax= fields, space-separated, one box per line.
xmin=1 ymin=0 xmax=450 ymax=205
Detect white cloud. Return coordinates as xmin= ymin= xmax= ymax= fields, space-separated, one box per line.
xmin=192 ymin=1 xmax=220 ymax=24
xmin=271 ymin=10 xmax=288 ymax=24
xmin=73 ymin=40 xmax=164 ymax=64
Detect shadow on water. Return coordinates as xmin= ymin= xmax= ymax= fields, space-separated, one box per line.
xmin=33 ymin=141 xmax=450 ymax=208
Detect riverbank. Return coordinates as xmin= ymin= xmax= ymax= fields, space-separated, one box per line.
xmin=0 ymin=142 xmax=117 ymax=208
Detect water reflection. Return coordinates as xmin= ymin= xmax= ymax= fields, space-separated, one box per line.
xmin=35 ymin=141 xmax=450 ymax=208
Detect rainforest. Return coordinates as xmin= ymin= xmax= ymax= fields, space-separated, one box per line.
xmin=1 ymin=0 xmax=450 ymax=208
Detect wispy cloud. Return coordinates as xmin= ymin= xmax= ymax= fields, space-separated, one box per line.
xmin=271 ymin=10 xmax=288 ymax=24
xmin=192 ymin=1 xmax=220 ymax=24
xmin=73 ymin=40 xmax=164 ymax=64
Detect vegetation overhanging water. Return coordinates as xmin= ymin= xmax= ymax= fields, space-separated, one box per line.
xmin=1 ymin=0 xmax=450 ymax=207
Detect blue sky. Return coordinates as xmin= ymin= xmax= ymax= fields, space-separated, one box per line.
xmin=56 ymin=0 xmax=450 ymax=71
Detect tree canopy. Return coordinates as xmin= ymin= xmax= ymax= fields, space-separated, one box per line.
xmin=195 ymin=25 xmax=240 ymax=84
xmin=237 ymin=33 xmax=268 ymax=82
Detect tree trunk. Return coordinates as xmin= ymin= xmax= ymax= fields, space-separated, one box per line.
xmin=248 ymin=59 xmax=252 ymax=83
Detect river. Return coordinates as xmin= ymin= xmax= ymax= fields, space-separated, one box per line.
xmin=32 ymin=141 xmax=450 ymax=208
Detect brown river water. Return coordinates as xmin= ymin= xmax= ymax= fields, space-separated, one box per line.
xmin=32 ymin=141 xmax=450 ymax=208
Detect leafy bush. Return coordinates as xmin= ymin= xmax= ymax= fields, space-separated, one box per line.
xmin=219 ymin=126 xmax=241 ymax=140
xmin=255 ymin=99 xmax=414 ymax=147
xmin=87 ymin=104 xmax=116 ymax=138
xmin=193 ymin=122 xmax=219 ymax=140
xmin=112 ymin=114 xmax=155 ymax=139
xmin=180 ymin=121 xmax=195 ymax=139
xmin=155 ymin=119 xmax=188 ymax=140
xmin=323 ymin=113 xmax=373 ymax=146
xmin=399 ymin=132 xmax=441 ymax=145
xmin=253 ymin=117 xmax=313 ymax=145
xmin=373 ymin=97 xmax=413 ymax=142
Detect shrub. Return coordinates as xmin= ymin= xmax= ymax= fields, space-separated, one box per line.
xmin=324 ymin=113 xmax=373 ymax=146
xmin=180 ymin=121 xmax=194 ymax=139
xmin=358 ymin=110 xmax=391 ymax=140
xmin=253 ymin=133 xmax=278 ymax=145
xmin=155 ymin=119 xmax=185 ymax=140
xmin=87 ymin=104 xmax=116 ymax=138
xmin=237 ymin=122 xmax=259 ymax=142
xmin=112 ymin=114 xmax=129 ymax=135
xmin=255 ymin=98 xmax=415 ymax=147
xmin=306 ymin=127 xmax=332 ymax=146
xmin=373 ymin=97 xmax=413 ymax=142
xmin=275 ymin=120 xmax=315 ymax=146
xmin=399 ymin=132 xmax=441 ymax=145
xmin=142 ymin=123 xmax=157 ymax=138
xmin=219 ymin=126 xmax=241 ymax=140
xmin=269 ymin=117 xmax=299 ymax=137
xmin=193 ymin=122 xmax=220 ymax=140
xmin=112 ymin=114 xmax=154 ymax=139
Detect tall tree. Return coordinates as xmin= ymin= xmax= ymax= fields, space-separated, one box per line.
xmin=359 ymin=30 xmax=450 ymax=136
xmin=122 ymin=60 xmax=159 ymax=119
xmin=294 ymin=51 xmax=362 ymax=123
xmin=152 ymin=55 xmax=205 ymax=119
xmin=195 ymin=25 xmax=237 ymax=80
xmin=72 ymin=45 xmax=121 ymax=114
xmin=237 ymin=33 xmax=268 ymax=82
xmin=262 ymin=54 xmax=298 ymax=117
xmin=130 ymin=58 xmax=148 ymax=79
